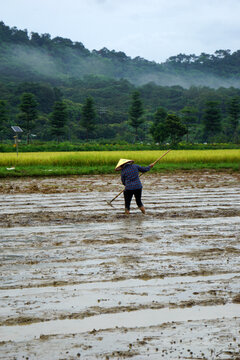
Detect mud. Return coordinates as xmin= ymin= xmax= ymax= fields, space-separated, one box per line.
xmin=0 ymin=171 xmax=240 ymax=359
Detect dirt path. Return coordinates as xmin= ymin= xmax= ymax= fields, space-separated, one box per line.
xmin=0 ymin=171 xmax=240 ymax=359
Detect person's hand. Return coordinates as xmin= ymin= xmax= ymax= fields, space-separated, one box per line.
xmin=149 ymin=163 xmax=154 ymax=168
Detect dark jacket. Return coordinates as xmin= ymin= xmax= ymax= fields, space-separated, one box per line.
xmin=121 ymin=163 xmax=150 ymax=190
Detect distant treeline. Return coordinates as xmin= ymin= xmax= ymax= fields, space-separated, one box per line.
xmin=0 ymin=21 xmax=240 ymax=145
xmin=0 ymin=78 xmax=239 ymax=145
xmin=1 ymin=21 xmax=240 ymax=87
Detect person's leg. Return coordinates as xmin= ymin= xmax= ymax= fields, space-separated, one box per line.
xmin=134 ymin=188 xmax=145 ymax=214
xmin=124 ymin=190 xmax=134 ymax=214
xmin=139 ymin=205 xmax=145 ymax=214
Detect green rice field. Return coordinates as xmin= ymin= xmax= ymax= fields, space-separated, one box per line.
xmin=0 ymin=149 xmax=239 ymax=176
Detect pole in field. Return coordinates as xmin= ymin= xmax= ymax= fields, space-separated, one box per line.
xmin=11 ymin=126 xmax=23 ymax=157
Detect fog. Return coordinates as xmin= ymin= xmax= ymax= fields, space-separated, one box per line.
xmin=134 ymin=72 xmax=240 ymax=89
xmin=6 ymin=44 xmax=240 ymax=90
xmin=10 ymin=45 xmax=67 ymax=80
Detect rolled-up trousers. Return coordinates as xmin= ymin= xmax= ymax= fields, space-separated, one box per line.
xmin=124 ymin=188 xmax=143 ymax=210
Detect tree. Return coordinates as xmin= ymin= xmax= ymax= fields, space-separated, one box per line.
xmin=150 ymin=111 xmax=187 ymax=146
xmin=81 ymin=97 xmax=96 ymax=141
xmin=15 ymin=82 xmax=62 ymax=113
xmin=228 ymin=97 xmax=240 ymax=141
xmin=150 ymin=107 xmax=168 ymax=143
xmin=203 ymin=101 xmax=221 ymax=142
xmin=0 ymin=100 xmax=9 ymax=141
xmin=180 ymin=106 xmax=198 ymax=142
xmin=129 ymin=91 xmax=144 ymax=141
xmin=18 ymin=93 xmax=38 ymax=144
xmin=50 ymin=101 xmax=68 ymax=143
xmin=151 ymin=122 xmax=167 ymax=144
xmin=153 ymin=107 xmax=168 ymax=123
xmin=64 ymin=99 xmax=82 ymax=141
xmin=165 ymin=114 xmax=187 ymax=145
xmin=30 ymin=32 xmax=51 ymax=46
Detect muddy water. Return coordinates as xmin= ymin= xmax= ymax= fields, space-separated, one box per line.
xmin=0 ymin=171 xmax=240 ymax=359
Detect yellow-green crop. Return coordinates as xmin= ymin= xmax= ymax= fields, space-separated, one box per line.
xmin=0 ymin=149 xmax=239 ymax=167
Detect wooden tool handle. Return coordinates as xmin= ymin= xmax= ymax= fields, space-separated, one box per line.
xmin=139 ymin=149 xmax=171 ymax=177
xmin=109 ymin=149 xmax=171 ymax=204
xmin=151 ymin=149 xmax=171 ymax=166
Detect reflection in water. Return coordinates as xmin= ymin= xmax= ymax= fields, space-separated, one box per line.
xmin=0 ymin=304 xmax=239 ymax=342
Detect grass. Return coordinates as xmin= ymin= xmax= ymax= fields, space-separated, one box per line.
xmin=0 ymin=150 xmax=239 ymax=177
xmin=1 ymin=142 xmax=240 ymax=153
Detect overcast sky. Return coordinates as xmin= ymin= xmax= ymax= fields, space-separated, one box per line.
xmin=1 ymin=0 xmax=240 ymax=63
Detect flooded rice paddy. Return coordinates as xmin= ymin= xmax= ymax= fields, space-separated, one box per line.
xmin=0 ymin=171 xmax=240 ymax=359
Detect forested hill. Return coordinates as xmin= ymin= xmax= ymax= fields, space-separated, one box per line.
xmin=1 ymin=21 xmax=240 ymax=88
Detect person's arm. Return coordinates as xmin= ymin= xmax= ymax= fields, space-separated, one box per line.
xmin=137 ymin=165 xmax=151 ymax=173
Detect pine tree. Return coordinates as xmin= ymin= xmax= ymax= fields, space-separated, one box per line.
xmin=129 ymin=91 xmax=144 ymax=141
xmin=81 ymin=97 xmax=96 ymax=142
xmin=203 ymin=101 xmax=221 ymax=142
xmin=51 ymin=101 xmax=68 ymax=143
xmin=18 ymin=93 xmax=38 ymax=144
xmin=228 ymin=97 xmax=240 ymax=141
xmin=180 ymin=106 xmax=198 ymax=143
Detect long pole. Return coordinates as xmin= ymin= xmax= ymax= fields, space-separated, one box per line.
xmin=107 ymin=149 xmax=171 ymax=207
xmin=16 ymin=134 xmax=18 ymax=157
xmin=148 ymin=149 xmax=172 ymax=167
xmin=14 ymin=135 xmax=19 ymax=157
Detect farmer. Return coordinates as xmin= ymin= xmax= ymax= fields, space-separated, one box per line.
xmin=115 ymin=159 xmax=154 ymax=214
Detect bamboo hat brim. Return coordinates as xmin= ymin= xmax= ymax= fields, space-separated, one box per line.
xmin=115 ymin=158 xmax=134 ymax=171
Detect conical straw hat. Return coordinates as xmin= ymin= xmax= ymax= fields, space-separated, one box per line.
xmin=115 ymin=158 xmax=134 ymax=171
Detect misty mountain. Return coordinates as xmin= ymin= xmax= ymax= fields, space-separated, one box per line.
xmin=1 ymin=21 xmax=240 ymax=89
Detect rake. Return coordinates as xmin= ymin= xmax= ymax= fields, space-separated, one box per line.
xmin=106 ymin=149 xmax=171 ymax=208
